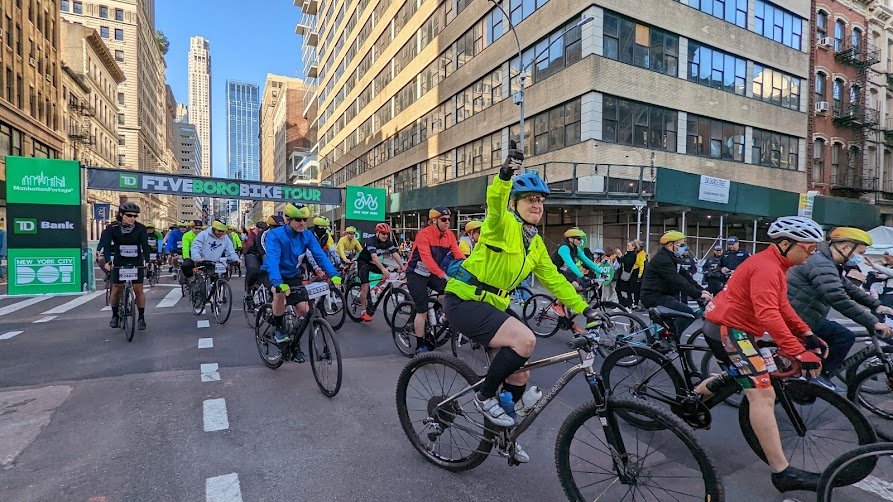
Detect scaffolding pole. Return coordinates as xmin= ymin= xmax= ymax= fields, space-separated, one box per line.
xmin=645 ymin=205 xmax=652 ymax=250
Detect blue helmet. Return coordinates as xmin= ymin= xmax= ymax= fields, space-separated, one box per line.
xmin=510 ymin=172 xmax=550 ymax=199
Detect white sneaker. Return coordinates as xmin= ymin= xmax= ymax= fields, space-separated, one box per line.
xmin=511 ymin=441 xmax=530 ymax=463
xmin=514 ymin=386 xmax=543 ymax=419
xmin=474 ymin=393 xmax=515 ymax=427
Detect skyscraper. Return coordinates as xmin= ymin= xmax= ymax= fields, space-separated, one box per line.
xmin=226 ymin=81 xmax=260 ymax=181
xmin=188 ymin=36 xmax=212 ymax=177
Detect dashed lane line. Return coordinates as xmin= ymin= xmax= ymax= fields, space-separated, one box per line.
xmin=0 ymin=296 xmax=52 ymax=317
xmin=156 ymin=289 xmax=182 ymax=308
xmin=197 ymin=320 xmax=210 ymax=328
xmin=200 ymin=363 xmax=220 ymax=382
xmin=198 ymin=338 xmax=213 ymax=349
xmin=205 ymin=473 xmax=243 ymax=502
xmin=202 ymin=398 xmax=229 ymax=432
xmin=41 ymin=291 xmax=105 ymax=314
xmin=32 ymin=316 xmax=57 ymax=323
xmin=0 ymin=331 xmax=23 ymax=340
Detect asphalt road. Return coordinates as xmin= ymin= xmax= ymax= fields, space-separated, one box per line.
xmin=0 ymin=271 xmax=891 ymax=502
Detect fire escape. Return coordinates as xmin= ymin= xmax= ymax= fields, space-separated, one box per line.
xmin=68 ymin=97 xmax=95 ymax=164
xmin=832 ymin=38 xmax=881 ymax=197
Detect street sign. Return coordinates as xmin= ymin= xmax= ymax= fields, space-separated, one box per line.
xmin=8 ymin=248 xmax=82 ymax=294
xmin=93 ymin=203 xmax=111 ymax=221
xmin=345 ymin=185 xmax=386 ymax=222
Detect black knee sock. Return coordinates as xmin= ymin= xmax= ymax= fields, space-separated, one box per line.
xmin=138 ymin=308 xmax=145 ymax=319
xmin=502 ymin=382 xmax=526 ymax=403
xmin=478 ymin=348 xmax=529 ymax=400
xmin=272 ymin=314 xmax=284 ymax=328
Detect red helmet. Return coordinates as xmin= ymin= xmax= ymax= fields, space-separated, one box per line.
xmin=375 ymin=223 xmax=391 ymax=234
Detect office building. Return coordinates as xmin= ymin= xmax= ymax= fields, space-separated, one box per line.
xmin=188 ymin=35 xmax=211 ymax=177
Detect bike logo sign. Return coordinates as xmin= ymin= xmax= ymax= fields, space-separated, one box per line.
xmin=345 ymin=185 xmax=386 ymax=222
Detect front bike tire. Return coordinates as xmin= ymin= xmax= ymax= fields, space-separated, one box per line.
xmin=213 ymin=280 xmax=233 ymax=324
xmin=254 ymin=304 xmax=283 ymax=369
xmin=319 ymin=287 xmax=346 ymax=331
xmin=595 ymin=312 xmax=651 ymax=366
xmin=390 ymin=301 xmax=418 ymax=357
xmin=243 ymin=285 xmax=258 ymax=329
xmin=817 ymin=442 xmax=893 ymax=500
xmin=191 ymin=281 xmax=206 ymax=316
xmin=383 ymin=287 xmax=410 ymax=328
xmin=309 ymin=318 xmax=342 ymax=397
xmin=842 ymin=345 xmax=893 ymax=386
xmin=124 ymin=289 xmax=136 ymax=342
xmin=395 ymin=352 xmax=494 ymax=472
xmin=555 ymin=397 xmax=724 ymax=502
xmin=739 ymin=379 xmax=877 ymax=484
xmin=522 ymin=294 xmax=562 ymax=338
xmin=601 ymin=345 xmax=687 ymax=430
xmin=344 ymin=282 xmax=365 ymax=322
xmin=847 ymin=364 xmax=893 ymax=420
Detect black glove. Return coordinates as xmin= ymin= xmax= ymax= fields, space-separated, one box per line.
xmin=499 ymin=149 xmax=524 ymax=180
xmin=803 ymin=334 xmax=825 ymax=351
xmin=582 ymin=307 xmax=601 ymax=329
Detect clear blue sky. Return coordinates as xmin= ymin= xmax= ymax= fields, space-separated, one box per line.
xmin=156 ymin=1 xmax=305 ymax=178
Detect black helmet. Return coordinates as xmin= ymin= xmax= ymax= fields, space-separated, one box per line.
xmin=120 ymin=201 xmax=140 ymax=214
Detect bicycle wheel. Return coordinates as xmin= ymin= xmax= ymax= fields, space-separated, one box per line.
xmin=450 ymin=329 xmax=489 ymax=376
xmin=594 ymin=299 xmax=629 ymax=314
xmin=682 ymin=327 xmax=709 ymax=371
xmin=243 ymin=284 xmax=258 ymax=329
xmin=843 ymin=345 xmax=893 ymax=387
xmin=390 ymin=301 xmax=418 ymax=357
xmin=319 ymin=287 xmax=346 ymax=331
xmin=213 ymin=280 xmax=233 ymax=324
xmin=191 ymin=280 xmax=206 ymax=315
xmin=395 ymin=352 xmax=494 ymax=471
xmin=254 ymin=304 xmax=283 ymax=369
xmin=522 ymin=294 xmax=561 ymax=338
xmin=848 ymin=364 xmax=893 ymax=420
xmin=699 ymin=349 xmax=743 ymax=408
xmin=556 ymin=397 xmax=724 ymax=501
xmin=596 ymin=312 xmax=651 ymax=366
xmin=601 ymin=345 xmax=687 ymax=430
xmin=383 ymin=287 xmax=410 ymax=328
xmin=739 ymin=379 xmax=877 ymax=483
xmin=344 ymin=282 xmax=365 ymax=322
xmin=309 ymin=318 xmax=342 ymax=397
xmin=123 ymin=288 xmax=136 ymax=342
xmin=817 ymin=442 xmax=893 ymax=500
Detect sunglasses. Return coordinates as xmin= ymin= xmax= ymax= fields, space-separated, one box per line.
xmin=292 ymin=217 xmax=308 ymax=222
xmin=438 ymin=217 xmax=450 ymax=223
xmin=123 ymin=213 xmax=138 ymax=218
xmin=520 ymin=194 xmax=545 ymax=204
xmin=797 ymin=243 xmax=818 ymax=254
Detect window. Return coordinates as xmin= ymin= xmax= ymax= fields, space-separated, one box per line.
xmin=100 ymin=26 xmax=109 ymax=38
xmin=604 ymin=12 xmax=679 ymax=76
xmin=117 ymin=92 xmax=124 ymax=105
xmin=99 ymin=5 xmax=108 ymax=18
xmin=852 ymin=28 xmax=862 ymax=49
xmin=812 ymin=139 xmax=825 ymax=183
xmin=118 ymin=113 xmax=124 ymax=125
xmin=680 ymin=0 xmax=746 ymax=28
xmin=816 ymin=11 xmax=827 ymax=41
xmin=119 ymin=134 xmax=124 ymax=146
xmin=752 ymin=128 xmax=799 ymax=170
xmin=602 ymin=95 xmax=677 ymax=151
xmin=114 ymin=28 xmax=123 ymax=41
xmin=752 ymin=64 xmax=801 ymax=110
xmin=510 ymin=19 xmax=585 ymax=93
xmin=115 ymin=49 xmax=124 ymax=62
xmin=687 ymin=41 xmax=746 ymax=95
xmin=834 ymin=19 xmax=845 ymax=52
xmin=830 ymin=142 xmax=842 ymax=181
xmin=753 ymin=0 xmax=804 ymax=50
xmin=73 ymin=1 xmax=82 ymax=14
xmin=833 ymin=78 xmax=844 ymax=108
xmin=815 ymin=72 xmax=826 ymax=103
xmin=115 ymin=8 xmax=123 ymax=21
xmin=118 ymin=154 xmax=125 ymax=167
xmin=686 ymin=114 xmax=745 ymax=161
xmin=60 ymin=0 xmax=69 ymax=11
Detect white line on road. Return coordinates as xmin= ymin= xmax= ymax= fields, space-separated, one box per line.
xmin=198 ymin=338 xmax=213 ymax=349
xmin=855 ymin=475 xmax=893 ymax=501
xmin=202 ymin=398 xmax=229 ymax=432
xmin=205 ymin=473 xmax=242 ymax=502
xmin=32 ymin=316 xmax=57 ymax=323
xmin=201 ymin=363 xmax=220 ymax=382
xmin=156 ymin=289 xmax=181 ymax=308
xmin=197 ymin=320 xmax=210 ymax=328
xmin=0 ymin=296 xmax=52 ymax=317
xmin=41 ymin=290 xmax=104 ymax=314
xmin=101 ymin=306 xmax=112 ymax=311
xmin=0 ymin=331 xmax=23 ymax=340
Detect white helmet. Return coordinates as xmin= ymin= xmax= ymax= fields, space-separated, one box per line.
xmin=767 ymin=216 xmax=824 ymax=243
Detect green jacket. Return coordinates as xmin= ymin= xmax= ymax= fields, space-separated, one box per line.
xmin=597 ymin=261 xmax=615 ymax=285
xmin=445 ymin=177 xmax=588 ymax=314
xmin=182 ymin=230 xmax=199 ymax=259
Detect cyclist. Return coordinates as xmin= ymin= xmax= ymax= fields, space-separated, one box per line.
xmin=145 ymin=223 xmax=163 ymax=281
xmin=405 ymin=207 xmax=465 ymax=352
xmin=787 ymin=226 xmax=893 ymax=390
xmin=227 ymin=226 xmax=243 ymax=276
xmin=164 ymin=221 xmax=189 ymax=273
xmin=244 ymin=217 xmax=281 ymax=310
xmin=336 ymin=226 xmax=363 ymax=269
xmin=356 ymin=222 xmax=405 ymax=322
xmin=443 ymin=149 xmax=599 ymax=462
xmin=552 ymin=227 xmax=601 ymax=293
xmin=181 ymin=220 xmax=203 ymax=262
xmin=102 ymin=202 xmax=151 ymax=331
xmin=458 ymin=220 xmax=482 ymax=257
xmin=260 ymin=204 xmax=341 ymax=352
xmin=694 ymin=216 xmax=827 ymax=492
xmin=311 ymin=216 xmax=340 ymax=266
xmin=639 ymin=231 xmax=712 ymax=337
xmin=181 ymin=220 xmax=240 ymax=284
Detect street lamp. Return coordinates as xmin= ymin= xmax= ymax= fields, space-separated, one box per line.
xmin=486 ymin=1 xmax=593 ymax=157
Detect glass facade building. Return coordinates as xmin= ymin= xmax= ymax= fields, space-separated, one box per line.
xmin=226 ymin=80 xmax=260 ymax=181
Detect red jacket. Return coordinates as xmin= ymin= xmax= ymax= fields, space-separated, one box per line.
xmin=705 ymin=245 xmax=811 ymax=357
xmin=407 ymin=225 xmax=464 ymax=279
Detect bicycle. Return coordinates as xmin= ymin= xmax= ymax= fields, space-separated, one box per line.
xmin=344 ymin=269 xmax=409 ymax=327
xmin=243 ymin=281 xmax=271 ymax=329
xmin=188 ymin=260 xmax=233 ymax=324
xmin=846 ymin=326 xmax=893 ymax=423
xmin=146 ymin=258 xmax=160 ymax=287
xmin=254 ymin=281 xmax=343 ymax=397
xmin=395 ymin=332 xmax=724 ymax=500
xmin=601 ymin=307 xmax=878 ymax=483
xmin=816 ymin=442 xmax=893 ymax=501
xmin=521 ymin=280 xmax=628 ymax=338
xmin=111 ymin=266 xmax=142 ymax=342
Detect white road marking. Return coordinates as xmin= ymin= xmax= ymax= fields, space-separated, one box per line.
xmin=156 ymin=289 xmax=181 ymax=308
xmin=197 ymin=320 xmax=210 ymax=328
xmin=0 ymin=296 xmax=52 ymax=317
xmin=205 ymin=473 xmax=242 ymax=502
xmin=201 ymin=363 xmax=220 ymax=382
xmin=198 ymin=338 xmax=213 ymax=349
xmin=855 ymin=475 xmax=893 ymax=501
xmin=41 ymin=291 xmax=104 ymax=314
xmin=101 ymin=306 xmax=112 ymax=311
xmin=32 ymin=316 xmax=56 ymax=323
xmin=0 ymin=331 xmax=23 ymax=340
xmin=202 ymin=398 xmax=229 ymax=432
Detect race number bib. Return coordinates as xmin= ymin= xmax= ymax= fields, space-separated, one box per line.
xmin=118 ymin=267 xmax=138 ymax=281
xmin=119 ymin=245 xmax=139 ymax=258
xmin=414 ymin=261 xmax=431 ymax=277
xmin=215 ymin=261 xmax=228 ymax=274
xmin=149 ymin=253 xmax=158 ymax=261
xmin=305 ymin=281 xmax=330 ymax=300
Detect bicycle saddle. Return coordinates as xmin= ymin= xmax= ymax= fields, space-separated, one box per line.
xmin=649 ymin=306 xmax=696 ymax=323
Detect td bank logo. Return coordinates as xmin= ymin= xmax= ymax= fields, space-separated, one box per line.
xmin=119 ymin=174 xmax=138 ymax=189
xmin=13 ymin=218 xmax=36 ymax=234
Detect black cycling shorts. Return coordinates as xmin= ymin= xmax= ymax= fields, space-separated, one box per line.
xmin=260 ymin=273 xmax=309 ymax=306
xmin=358 ymin=262 xmax=379 ymax=284
xmin=407 ymin=272 xmax=447 ymax=311
xmin=112 ymin=266 xmax=144 ymax=285
xmin=444 ymin=293 xmax=512 ymax=347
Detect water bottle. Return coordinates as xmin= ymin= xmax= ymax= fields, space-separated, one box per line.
xmin=427 ymin=307 xmax=437 ymax=326
xmin=758 ymin=347 xmax=778 ymax=373
xmin=498 ymin=391 xmax=517 ymax=418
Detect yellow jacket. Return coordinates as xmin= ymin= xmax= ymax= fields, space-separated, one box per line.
xmin=634 ymin=249 xmax=647 ymax=278
xmin=445 ymin=177 xmax=588 ymax=314
xmin=336 ymin=235 xmax=363 ymax=261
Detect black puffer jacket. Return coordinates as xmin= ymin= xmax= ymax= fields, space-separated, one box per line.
xmin=787 ymin=243 xmax=880 ymax=331
xmin=640 ymin=247 xmax=703 ymax=305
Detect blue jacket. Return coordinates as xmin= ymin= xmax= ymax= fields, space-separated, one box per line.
xmin=165 ymin=228 xmax=184 ymax=253
xmin=261 ymin=225 xmax=339 ymax=287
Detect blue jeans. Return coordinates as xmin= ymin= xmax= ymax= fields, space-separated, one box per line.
xmin=813 ymin=319 xmax=856 ymax=376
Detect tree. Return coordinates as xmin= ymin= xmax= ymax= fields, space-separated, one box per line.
xmin=155 ymin=30 xmax=170 ymax=56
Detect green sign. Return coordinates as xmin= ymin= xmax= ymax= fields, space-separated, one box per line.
xmin=8 ymin=248 xmax=83 ymax=295
xmin=345 ymin=185 xmax=386 ymax=222
xmin=6 ymin=156 xmax=81 ymax=205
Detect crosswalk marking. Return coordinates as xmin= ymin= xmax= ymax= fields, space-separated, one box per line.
xmin=205 ymin=473 xmax=242 ymax=502
xmin=201 ymin=363 xmax=220 ymax=382
xmin=197 ymin=320 xmax=210 ymax=328
xmin=41 ymin=291 xmax=105 ymax=314
xmin=0 ymin=296 xmax=52 ymax=317
xmin=156 ymin=289 xmax=181 ymax=308
xmin=0 ymin=331 xmax=23 ymax=340
xmin=198 ymin=338 xmax=213 ymax=349
xmin=101 ymin=306 xmax=112 ymax=311
xmin=202 ymin=398 xmax=229 ymax=432
xmin=33 ymin=316 xmax=56 ymax=323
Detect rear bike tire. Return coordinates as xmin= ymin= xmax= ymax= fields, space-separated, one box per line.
xmin=739 ymin=379 xmax=877 ymax=484
xmin=319 ymin=287 xmax=346 ymax=331
xmin=213 ymin=280 xmax=233 ymax=324
xmin=842 ymin=345 xmax=893 ymax=386
xmin=390 ymin=301 xmax=418 ymax=357
xmin=596 ymin=312 xmax=651 ymax=366
xmin=123 ymin=287 xmax=136 ymax=342
xmin=254 ymin=304 xmax=283 ymax=369
xmin=309 ymin=318 xmax=342 ymax=397
xmin=556 ymin=397 xmax=724 ymax=501
xmin=817 ymin=442 xmax=893 ymax=500
xmin=191 ymin=279 xmax=206 ymax=315
xmin=592 ymin=299 xmax=629 ymax=313
xmin=344 ymin=282 xmax=365 ymax=322
xmin=522 ymin=294 xmax=562 ymax=338
xmin=395 ymin=352 xmax=494 ymax=472
xmin=847 ymin=364 xmax=893 ymax=420
xmin=243 ymin=284 xmax=258 ymax=329
xmin=383 ymin=287 xmax=410 ymax=328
